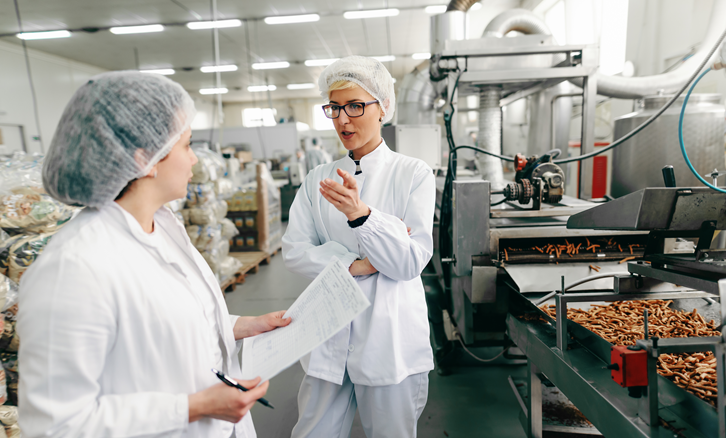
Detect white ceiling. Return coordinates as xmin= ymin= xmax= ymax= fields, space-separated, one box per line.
xmin=0 ymin=0 xmax=525 ymax=103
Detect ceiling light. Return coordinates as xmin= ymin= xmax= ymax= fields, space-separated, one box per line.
xmin=287 ymin=83 xmax=315 ymax=90
xmin=200 ymin=65 xmax=238 ymax=73
xmin=16 ymin=30 xmax=71 ymax=40
xmin=200 ymin=88 xmax=228 ymax=95
xmin=187 ymin=19 xmax=242 ymax=30
xmin=344 ymin=9 xmax=399 ymax=19
xmin=304 ymin=58 xmax=339 ymax=67
xmin=470 ymin=2 xmax=483 ymax=10
xmin=248 ymin=85 xmax=277 ymax=92
xmin=252 ymin=61 xmax=290 ymax=70
xmin=140 ymin=68 xmax=175 ymax=75
xmin=412 ymin=52 xmax=431 ymax=60
xmin=265 ymin=14 xmax=320 ymax=25
xmin=373 ymin=55 xmax=396 ymax=62
xmin=109 ymin=24 xmax=164 ymax=35
xmin=425 ymin=5 xmax=447 ymax=14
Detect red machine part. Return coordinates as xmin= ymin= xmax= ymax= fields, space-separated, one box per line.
xmin=610 ymin=345 xmax=648 ymax=387
xmin=514 ymin=153 xmax=528 ymax=172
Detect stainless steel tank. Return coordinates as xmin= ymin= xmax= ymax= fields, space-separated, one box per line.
xmin=611 ymin=94 xmax=725 ymax=197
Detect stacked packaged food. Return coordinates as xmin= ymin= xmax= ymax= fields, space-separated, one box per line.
xmin=179 ymin=148 xmax=242 ymax=283
xmin=0 ymin=154 xmax=77 ymax=437
xmin=226 ymin=163 xmax=282 ymax=253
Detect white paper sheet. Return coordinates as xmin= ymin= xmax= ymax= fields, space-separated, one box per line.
xmin=241 ymin=258 xmax=370 ymax=382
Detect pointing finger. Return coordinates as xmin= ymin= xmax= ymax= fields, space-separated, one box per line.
xmin=337 ymin=168 xmax=357 ymax=188
xmin=322 ymin=179 xmax=348 ymax=195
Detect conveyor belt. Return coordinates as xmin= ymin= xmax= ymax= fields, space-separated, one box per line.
xmin=499 ymin=235 xmax=647 ymax=264
xmin=508 ymin=292 xmax=718 ymax=438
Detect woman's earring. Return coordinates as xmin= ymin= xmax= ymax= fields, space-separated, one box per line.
xmin=153 ymin=171 xmax=158 ymax=178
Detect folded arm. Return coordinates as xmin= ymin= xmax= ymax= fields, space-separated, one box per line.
xmin=353 ymin=168 xmax=436 ymax=282
xmin=282 ymin=176 xmax=359 ymax=279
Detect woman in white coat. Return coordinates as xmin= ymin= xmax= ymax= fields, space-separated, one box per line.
xmin=283 ymin=56 xmax=435 ymax=438
xmin=17 ymin=71 xmax=290 ymax=438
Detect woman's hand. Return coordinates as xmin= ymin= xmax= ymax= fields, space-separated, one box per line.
xmin=320 ymin=169 xmax=370 ymax=221
xmin=349 ymin=258 xmax=378 ymax=276
xmin=233 ymin=312 xmax=292 ymax=340
xmin=188 ymin=378 xmax=269 ymax=423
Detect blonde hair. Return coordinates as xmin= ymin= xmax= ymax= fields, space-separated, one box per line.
xmin=327 ymin=80 xmax=358 ymax=98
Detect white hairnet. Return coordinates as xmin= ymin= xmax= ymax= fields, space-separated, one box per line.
xmin=318 ymin=56 xmax=396 ymax=124
xmin=43 ymin=71 xmax=196 ymax=208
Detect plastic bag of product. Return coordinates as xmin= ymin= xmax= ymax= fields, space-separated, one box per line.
xmin=200 ymin=239 xmax=230 ymax=274
xmin=6 ymin=232 xmax=55 ymax=283
xmin=189 ymin=205 xmax=216 ymax=226
xmin=214 ymin=177 xmax=235 ymax=199
xmin=218 ymin=239 xmax=230 ymax=259
xmin=212 ymin=199 xmax=228 ymax=222
xmin=0 ymin=235 xmax=23 ymax=278
xmin=220 ymin=218 xmax=239 ymax=240
xmin=191 ymin=148 xmax=225 ymax=183
xmin=186 ymin=183 xmax=215 ymax=207
xmin=0 ymin=406 xmax=16 ymax=426
xmin=0 ymin=154 xmax=43 ymax=193
xmin=1 ymin=352 xmax=17 ymax=406
xmin=0 ymin=275 xmax=15 ymax=315
xmin=181 ymin=209 xmax=191 ymax=226
xmin=186 ymin=225 xmax=201 ymax=247
xmin=4 ymin=424 xmax=17 ymax=438
xmin=0 ymin=370 xmax=7 ymax=407
xmin=0 ymin=188 xmax=74 ymax=234
xmin=195 ymin=225 xmax=222 ymax=252
xmin=218 ymin=256 xmax=243 ymax=282
xmin=201 ymin=251 xmax=221 ymax=274
xmin=0 ymin=317 xmax=14 ymax=352
xmin=164 ymin=198 xmax=185 ymax=213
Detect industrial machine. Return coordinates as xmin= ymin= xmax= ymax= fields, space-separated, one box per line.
xmin=501 ymin=187 xmax=726 ymax=437
xmin=408 ymin=0 xmax=726 ymax=436
xmin=502 ymin=151 xmax=566 ymax=209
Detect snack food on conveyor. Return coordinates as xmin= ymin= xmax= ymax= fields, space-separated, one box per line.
xmin=501 ymin=235 xmax=647 ymax=264
xmin=540 ymin=300 xmax=721 ymax=405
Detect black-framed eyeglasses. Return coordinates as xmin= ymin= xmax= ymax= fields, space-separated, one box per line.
xmin=322 ymin=100 xmax=379 ymax=119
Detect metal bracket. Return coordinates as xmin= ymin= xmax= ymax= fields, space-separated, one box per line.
xmin=695 ymin=221 xmax=718 ymax=261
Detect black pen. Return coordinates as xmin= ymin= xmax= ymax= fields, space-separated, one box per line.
xmin=211 ymin=368 xmax=275 ymax=409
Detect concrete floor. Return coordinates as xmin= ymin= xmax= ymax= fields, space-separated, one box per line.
xmin=226 ymin=253 xmax=528 ymax=438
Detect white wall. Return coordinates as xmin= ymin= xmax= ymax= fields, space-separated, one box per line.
xmin=0 ymin=40 xmax=106 ymax=154
xmin=222 ymin=97 xmax=326 ymax=129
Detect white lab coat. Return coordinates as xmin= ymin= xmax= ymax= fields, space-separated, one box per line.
xmin=282 ymin=141 xmax=435 ymax=386
xmin=17 ymin=203 xmax=255 ymax=438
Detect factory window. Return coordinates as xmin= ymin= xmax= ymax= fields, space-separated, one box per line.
xmin=599 ymin=0 xmax=629 ymax=75
xmin=243 ymin=108 xmax=277 ymax=127
xmin=544 ymin=1 xmax=566 ymax=45
xmin=312 ymin=104 xmax=335 ymax=131
xmin=542 ymin=0 xmax=629 ymax=76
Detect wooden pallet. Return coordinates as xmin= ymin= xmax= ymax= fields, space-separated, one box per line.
xmin=220 ymin=246 xmax=281 ymax=293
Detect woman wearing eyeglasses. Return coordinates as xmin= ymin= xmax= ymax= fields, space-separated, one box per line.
xmin=282 ymin=56 xmax=435 ymax=438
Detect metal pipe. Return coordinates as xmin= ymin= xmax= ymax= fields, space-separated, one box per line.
xmin=482 ymin=8 xmax=552 ymax=38
xmin=396 ymin=63 xmax=438 ymax=125
xmin=446 ymin=0 xmax=479 ymax=12
xmin=477 ymin=87 xmax=505 ymax=187
xmin=550 ymin=93 xmax=581 ymax=151
xmin=568 ymin=0 xmax=726 ymax=98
